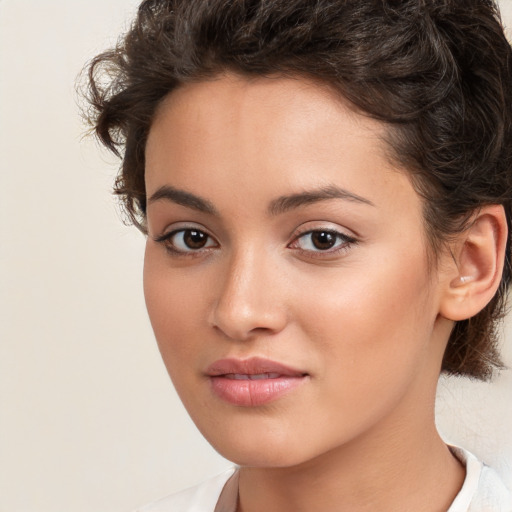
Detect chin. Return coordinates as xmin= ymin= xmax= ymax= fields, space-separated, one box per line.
xmin=218 ymin=445 xmax=310 ymax=468
xmin=200 ymin=424 xmax=325 ymax=469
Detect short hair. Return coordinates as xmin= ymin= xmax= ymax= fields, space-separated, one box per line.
xmin=84 ymin=0 xmax=512 ymax=380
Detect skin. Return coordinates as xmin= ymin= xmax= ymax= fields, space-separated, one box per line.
xmin=143 ymin=74 xmax=468 ymax=511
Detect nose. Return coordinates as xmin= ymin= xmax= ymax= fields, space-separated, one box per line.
xmin=209 ymin=248 xmax=288 ymax=341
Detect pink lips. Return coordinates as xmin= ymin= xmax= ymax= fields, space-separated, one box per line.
xmin=206 ymin=357 xmax=307 ymax=407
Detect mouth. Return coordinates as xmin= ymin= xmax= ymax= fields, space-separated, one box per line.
xmin=206 ymin=357 xmax=309 ymax=407
xmin=223 ymin=372 xmax=284 ymax=380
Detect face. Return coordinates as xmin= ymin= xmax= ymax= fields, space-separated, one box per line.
xmin=143 ymin=74 xmax=452 ymax=468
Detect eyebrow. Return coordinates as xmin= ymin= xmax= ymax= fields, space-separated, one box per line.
xmin=147 ymin=183 xmax=374 ymax=216
xmin=268 ymin=184 xmax=375 ymax=215
xmin=148 ymin=185 xmax=218 ymax=215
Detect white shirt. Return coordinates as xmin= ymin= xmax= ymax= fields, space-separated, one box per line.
xmin=136 ymin=447 xmax=512 ymax=512
xmin=448 ymin=447 xmax=511 ymax=512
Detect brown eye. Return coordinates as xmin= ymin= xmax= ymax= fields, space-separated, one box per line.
xmin=158 ymin=228 xmax=217 ymax=253
xmin=290 ymin=229 xmax=356 ymax=255
xmin=311 ymin=231 xmax=337 ymax=250
xmin=183 ymin=229 xmax=208 ymax=249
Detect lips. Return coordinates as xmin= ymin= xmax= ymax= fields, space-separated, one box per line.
xmin=206 ymin=357 xmax=308 ymax=407
xmin=224 ymin=373 xmax=282 ymax=380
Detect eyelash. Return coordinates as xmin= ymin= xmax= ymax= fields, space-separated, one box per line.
xmin=154 ymin=227 xmax=357 ymax=258
xmin=289 ymin=229 xmax=357 ymax=258
xmin=154 ymin=228 xmax=218 ymax=257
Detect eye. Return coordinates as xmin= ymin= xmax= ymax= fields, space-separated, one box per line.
xmin=155 ymin=228 xmax=217 ymax=254
xmin=290 ymin=229 xmax=356 ymax=254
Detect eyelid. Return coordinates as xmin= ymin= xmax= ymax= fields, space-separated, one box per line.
xmin=290 ymin=222 xmax=357 ymax=242
xmin=153 ymin=221 xmax=213 ymax=241
xmin=287 ymin=225 xmax=358 ymax=257
xmin=291 ymin=229 xmax=356 ymax=246
xmin=153 ymin=223 xmax=219 ymax=255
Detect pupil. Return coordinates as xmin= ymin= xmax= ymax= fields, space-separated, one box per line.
xmin=184 ymin=230 xmax=207 ymax=249
xmin=312 ymin=231 xmax=336 ymax=250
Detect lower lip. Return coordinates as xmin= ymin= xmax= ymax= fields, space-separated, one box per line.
xmin=209 ymin=375 xmax=306 ymax=407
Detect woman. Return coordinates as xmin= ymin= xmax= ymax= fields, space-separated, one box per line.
xmin=85 ymin=0 xmax=512 ymax=510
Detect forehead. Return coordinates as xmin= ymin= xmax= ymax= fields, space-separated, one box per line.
xmin=150 ymin=73 xmax=385 ymax=147
xmin=145 ymin=73 xmax=420 ymax=221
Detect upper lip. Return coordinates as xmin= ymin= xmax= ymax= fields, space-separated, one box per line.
xmin=206 ymin=357 xmax=307 ymax=377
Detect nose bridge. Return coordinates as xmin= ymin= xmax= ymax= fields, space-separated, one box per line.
xmin=211 ymin=243 xmax=286 ymax=340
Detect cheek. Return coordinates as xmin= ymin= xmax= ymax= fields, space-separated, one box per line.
xmin=294 ymin=244 xmax=435 ymax=384
xmin=282 ymin=252 xmax=436 ymax=445
xmin=142 ymin=245 xmax=207 ymax=376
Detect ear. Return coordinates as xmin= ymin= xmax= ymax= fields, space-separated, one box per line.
xmin=439 ymin=205 xmax=508 ymax=322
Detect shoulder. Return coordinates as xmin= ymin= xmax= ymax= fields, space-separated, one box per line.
xmin=448 ymin=446 xmax=512 ymax=512
xmin=135 ymin=468 xmax=236 ymax=512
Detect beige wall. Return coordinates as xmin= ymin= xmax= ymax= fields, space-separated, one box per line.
xmin=1 ymin=1 xmax=511 ymax=510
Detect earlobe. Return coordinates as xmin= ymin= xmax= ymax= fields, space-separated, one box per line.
xmin=440 ymin=205 xmax=507 ymax=322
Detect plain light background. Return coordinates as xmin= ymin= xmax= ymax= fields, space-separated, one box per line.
xmin=1 ymin=1 xmax=512 ymax=511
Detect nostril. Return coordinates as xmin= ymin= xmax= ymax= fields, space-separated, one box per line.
xmin=210 ymin=300 xmax=287 ymax=341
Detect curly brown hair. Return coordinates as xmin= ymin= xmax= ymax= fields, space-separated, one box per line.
xmin=84 ymin=0 xmax=512 ymax=380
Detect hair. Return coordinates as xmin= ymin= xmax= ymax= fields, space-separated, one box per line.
xmin=83 ymin=0 xmax=512 ymax=380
